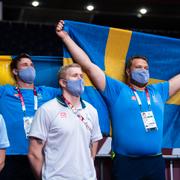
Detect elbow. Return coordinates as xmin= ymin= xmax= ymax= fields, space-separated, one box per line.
xmin=28 ymin=152 xmax=35 ymax=162
xmin=28 ymin=150 xmax=42 ymax=163
xmin=28 ymin=152 xmax=34 ymax=160
xmin=84 ymin=65 xmax=97 ymax=77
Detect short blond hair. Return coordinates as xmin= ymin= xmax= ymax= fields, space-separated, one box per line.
xmin=57 ymin=63 xmax=82 ymax=80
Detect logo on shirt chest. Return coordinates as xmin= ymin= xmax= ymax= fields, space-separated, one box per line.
xmin=14 ymin=93 xmax=19 ymax=97
xmin=59 ymin=112 xmax=67 ymax=119
xmin=131 ymin=96 xmax=137 ymax=101
xmin=37 ymin=93 xmax=42 ymax=100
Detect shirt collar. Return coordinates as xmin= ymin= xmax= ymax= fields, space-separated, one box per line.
xmin=56 ymin=95 xmax=86 ymax=109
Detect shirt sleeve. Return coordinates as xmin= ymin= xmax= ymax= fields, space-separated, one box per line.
xmin=152 ymin=81 xmax=169 ymax=103
xmin=0 ymin=114 xmax=10 ymax=148
xmin=100 ymin=75 xmax=126 ymax=106
xmin=29 ymin=106 xmax=51 ymax=141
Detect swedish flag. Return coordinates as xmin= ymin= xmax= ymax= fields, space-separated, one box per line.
xmin=63 ymin=20 xmax=180 ymax=148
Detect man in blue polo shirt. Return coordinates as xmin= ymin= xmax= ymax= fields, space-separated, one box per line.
xmin=56 ymin=20 xmax=180 ymax=180
xmin=0 ymin=53 xmax=60 ymax=179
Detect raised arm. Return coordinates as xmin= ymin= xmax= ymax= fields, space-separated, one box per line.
xmin=169 ymin=74 xmax=180 ymax=97
xmin=28 ymin=137 xmax=45 ymax=180
xmin=56 ymin=20 xmax=106 ymax=91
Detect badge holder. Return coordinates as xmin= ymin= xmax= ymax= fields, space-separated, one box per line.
xmin=141 ymin=111 xmax=158 ymax=132
xmin=23 ymin=116 xmax=33 ymax=137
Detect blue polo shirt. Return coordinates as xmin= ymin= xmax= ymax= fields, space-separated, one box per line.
xmin=101 ymin=76 xmax=169 ymax=156
xmin=0 ymin=85 xmax=60 ymax=154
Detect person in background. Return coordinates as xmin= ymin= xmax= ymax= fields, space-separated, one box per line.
xmin=56 ymin=20 xmax=180 ymax=180
xmin=0 ymin=114 xmax=10 ymax=172
xmin=0 ymin=53 xmax=60 ymax=180
xmin=28 ymin=63 xmax=102 ymax=180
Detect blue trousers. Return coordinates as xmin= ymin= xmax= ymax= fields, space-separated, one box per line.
xmin=112 ymin=154 xmax=165 ymax=180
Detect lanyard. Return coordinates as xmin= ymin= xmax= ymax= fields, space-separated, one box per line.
xmin=61 ymin=95 xmax=92 ymax=131
xmin=16 ymin=86 xmax=38 ymax=115
xmin=61 ymin=95 xmax=80 ymax=114
xmin=131 ymin=87 xmax=151 ymax=111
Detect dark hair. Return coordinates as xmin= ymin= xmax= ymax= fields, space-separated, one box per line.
xmin=10 ymin=53 xmax=32 ymax=72
xmin=10 ymin=53 xmax=32 ymax=80
xmin=125 ymin=55 xmax=148 ymax=71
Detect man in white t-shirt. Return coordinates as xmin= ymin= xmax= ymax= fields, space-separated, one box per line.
xmin=0 ymin=114 xmax=10 ymax=172
xmin=28 ymin=63 xmax=102 ymax=180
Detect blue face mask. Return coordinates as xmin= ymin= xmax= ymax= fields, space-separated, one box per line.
xmin=18 ymin=67 xmax=36 ymax=84
xmin=131 ymin=68 xmax=149 ymax=86
xmin=66 ymin=79 xmax=84 ymax=97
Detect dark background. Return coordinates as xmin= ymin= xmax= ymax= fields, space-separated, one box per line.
xmin=1 ymin=0 xmax=180 ymax=55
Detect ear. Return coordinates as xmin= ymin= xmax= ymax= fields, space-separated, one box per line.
xmin=12 ymin=69 xmax=18 ymax=76
xmin=59 ymin=79 xmax=66 ymax=88
xmin=126 ymin=68 xmax=130 ymax=77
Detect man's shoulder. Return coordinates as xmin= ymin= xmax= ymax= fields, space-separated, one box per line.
xmin=0 ymin=84 xmax=15 ymax=95
xmin=36 ymin=85 xmax=58 ymax=91
xmin=82 ymin=99 xmax=91 ymax=107
xmin=35 ymin=86 xmax=61 ymax=99
xmin=104 ymin=75 xmax=128 ymax=92
xmin=105 ymin=75 xmax=125 ymax=84
xmin=0 ymin=84 xmax=14 ymax=88
xmin=38 ymin=98 xmax=66 ymax=118
xmin=41 ymin=98 xmax=58 ymax=109
xmin=82 ymin=100 xmax=97 ymax=112
xmin=147 ymin=81 xmax=169 ymax=90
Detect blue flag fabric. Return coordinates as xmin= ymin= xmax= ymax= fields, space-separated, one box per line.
xmin=63 ymin=20 xmax=180 ymax=148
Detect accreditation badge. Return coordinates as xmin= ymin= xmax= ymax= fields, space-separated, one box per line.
xmin=23 ymin=116 xmax=33 ymax=137
xmin=141 ymin=111 xmax=158 ymax=132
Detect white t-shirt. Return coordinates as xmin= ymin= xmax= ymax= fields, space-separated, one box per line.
xmin=0 ymin=114 xmax=10 ymax=149
xmin=29 ymin=98 xmax=102 ymax=180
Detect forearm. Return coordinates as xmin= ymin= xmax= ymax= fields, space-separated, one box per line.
xmin=0 ymin=149 xmax=5 ymax=172
xmin=62 ymin=34 xmax=92 ymax=69
xmin=169 ymin=74 xmax=180 ymax=96
xmin=91 ymin=141 xmax=99 ymax=159
xmin=56 ymin=20 xmax=106 ymax=90
xmin=0 ymin=161 xmax=5 ymax=172
xmin=28 ymin=137 xmax=45 ymax=180
xmin=28 ymin=153 xmax=44 ymax=180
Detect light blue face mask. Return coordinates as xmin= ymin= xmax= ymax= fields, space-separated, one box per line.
xmin=66 ymin=79 xmax=84 ymax=97
xmin=131 ymin=68 xmax=149 ymax=85
xmin=18 ymin=67 xmax=36 ymax=84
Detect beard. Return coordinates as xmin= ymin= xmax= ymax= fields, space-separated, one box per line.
xmin=130 ymin=77 xmax=148 ymax=87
